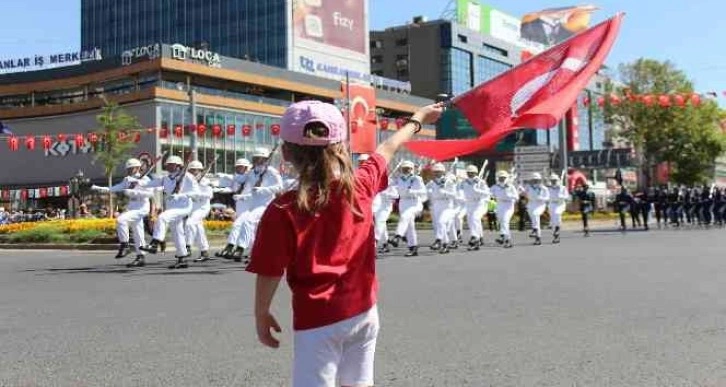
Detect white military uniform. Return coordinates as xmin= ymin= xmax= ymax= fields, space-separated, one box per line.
xmin=490 ymin=173 xmax=519 ymax=243
xmin=525 ymin=175 xmax=550 ymax=238
xmin=142 ymin=165 xmax=199 ymax=257
xmin=373 ymin=182 xmax=398 ymax=248
xmin=185 ymin=177 xmax=213 ymax=254
xmin=393 ymin=169 xmax=426 ymax=248
xmin=548 ymin=176 xmax=569 ymax=231
xmin=92 ymin=174 xmax=153 ymax=256
xmin=234 ymin=163 xmax=283 ymax=252
xmin=459 ymin=175 xmax=491 ymax=241
xmin=214 ymin=159 xmax=252 ymax=249
xmin=452 ymin=181 xmax=467 ymax=243
xmin=427 ymin=169 xmax=458 ymax=246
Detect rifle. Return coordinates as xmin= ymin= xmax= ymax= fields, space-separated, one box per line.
xmin=197 ymin=155 xmax=220 ymax=183
xmin=129 ymin=152 xmax=167 ymax=189
xmin=172 ymin=153 xmax=194 ymax=194
xmin=254 ymin=142 xmax=281 ymax=188
xmin=390 ymin=160 xmax=404 ymax=176
xmin=478 ymin=159 xmax=489 ymax=180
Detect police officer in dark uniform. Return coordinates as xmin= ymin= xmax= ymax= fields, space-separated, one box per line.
xmin=574 ymin=181 xmax=595 ymax=236
xmin=714 ymin=187 xmax=726 ymax=226
xmin=701 ymin=184 xmax=713 ymax=226
xmin=654 ymin=186 xmax=668 ymax=228
xmin=615 ymin=186 xmax=633 ymax=231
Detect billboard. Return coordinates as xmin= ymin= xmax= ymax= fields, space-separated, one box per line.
xmin=521 ymin=6 xmax=598 ymax=46
xmin=291 ymin=0 xmax=370 ymax=81
xmin=456 ymin=0 xmax=545 ymax=53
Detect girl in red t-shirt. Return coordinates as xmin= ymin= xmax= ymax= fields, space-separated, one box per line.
xmin=247 ymin=100 xmax=443 ymax=387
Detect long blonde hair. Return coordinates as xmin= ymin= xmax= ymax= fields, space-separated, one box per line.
xmin=284 ymin=123 xmax=358 ymax=214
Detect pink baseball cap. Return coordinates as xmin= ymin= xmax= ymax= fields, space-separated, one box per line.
xmin=280 ymin=100 xmax=347 ymax=146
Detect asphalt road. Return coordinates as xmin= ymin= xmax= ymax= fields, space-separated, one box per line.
xmin=2 ymin=226 xmax=726 ymax=386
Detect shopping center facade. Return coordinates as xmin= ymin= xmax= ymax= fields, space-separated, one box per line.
xmin=0 ymin=44 xmax=433 ymax=210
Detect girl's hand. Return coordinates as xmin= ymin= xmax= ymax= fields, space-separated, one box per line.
xmin=256 ymin=312 xmax=282 ymax=348
xmin=412 ymin=102 xmax=446 ymax=125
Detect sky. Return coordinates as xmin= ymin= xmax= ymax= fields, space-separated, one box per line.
xmin=0 ymin=0 xmax=725 ymax=98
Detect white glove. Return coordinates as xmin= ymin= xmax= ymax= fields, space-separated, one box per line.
xmin=171 ymin=193 xmax=186 ymax=201
xmin=233 ymin=194 xmax=250 ymax=201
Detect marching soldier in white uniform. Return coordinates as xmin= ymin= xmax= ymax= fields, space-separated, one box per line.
xmin=548 ymin=173 xmax=569 ymax=244
xmin=139 ymin=155 xmax=200 ymax=269
xmin=525 ymin=172 xmax=550 ymax=245
xmin=230 ymin=147 xmax=283 ymax=262
xmin=427 ymin=163 xmax=458 ymax=254
xmin=459 ymin=164 xmax=491 ymax=250
xmin=91 ymin=158 xmax=154 ymax=267
xmin=452 ymin=180 xmax=467 ymax=248
xmin=213 ymin=158 xmax=251 ymax=259
xmin=185 ymin=160 xmax=214 ymax=262
xmin=359 ymin=154 xmax=397 ymax=254
xmin=389 ymin=160 xmax=427 ymax=257
xmin=281 ymin=161 xmax=298 ymax=192
xmin=490 ymin=170 xmax=519 ymax=248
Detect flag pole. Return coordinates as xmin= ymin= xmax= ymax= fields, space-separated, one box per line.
xmin=345 ymin=71 xmax=352 ymax=158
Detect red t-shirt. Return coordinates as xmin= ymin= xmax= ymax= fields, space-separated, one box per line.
xmin=246 ymin=153 xmax=388 ymax=331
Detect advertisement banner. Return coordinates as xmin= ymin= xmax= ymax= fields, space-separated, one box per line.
xmin=521 ymin=6 xmax=598 ymax=46
xmin=456 ymin=0 xmax=545 ymax=53
xmin=341 ymin=83 xmax=377 ymax=154
xmin=291 ymin=0 xmax=370 ymax=80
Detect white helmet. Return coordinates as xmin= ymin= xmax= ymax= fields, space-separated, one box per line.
xmin=400 ymin=160 xmax=415 ymax=169
xmin=496 ymin=170 xmax=510 ymax=178
xmin=188 ymin=160 xmax=204 ymax=170
xmin=165 ymin=155 xmax=183 ymax=165
xmin=531 ymin=172 xmax=542 ymax=180
xmin=235 ymin=158 xmax=251 ymax=167
xmin=252 ymin=147 xmax=270 ymax=159
xmin=466 ymin=165 xmax=478 ymax=174
xmin=125 ymin=158 xmax=142 ymax=169
xmin=358 ymin=154 xmax=370 ymax=162
xmin=432 ymin=163 xmax=446 ymax=172
xmin=549 ymin=173 xmax=560 ymax=181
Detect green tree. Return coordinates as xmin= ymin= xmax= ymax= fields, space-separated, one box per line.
xmin=93 ymin=100 xmax=141 ymax=216
xmin=604 ymin=58 xmax=725 ymax=187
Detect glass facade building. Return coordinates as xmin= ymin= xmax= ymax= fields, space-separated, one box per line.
xmin=81 ymin=0 xmax=288 ymax=67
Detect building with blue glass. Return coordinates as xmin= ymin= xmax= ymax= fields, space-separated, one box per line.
xmin=81 ymin=0 xmax=289 ymax=68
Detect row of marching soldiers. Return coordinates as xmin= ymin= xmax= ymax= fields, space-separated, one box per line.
xmin=92 ymin=147 xmax=288 ymax=269
xmin=363 ymin=156 xmax=570 ymax=256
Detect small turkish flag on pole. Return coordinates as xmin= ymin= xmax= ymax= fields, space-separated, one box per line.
xmin=406 ymin=13 xmax=624 ymax=161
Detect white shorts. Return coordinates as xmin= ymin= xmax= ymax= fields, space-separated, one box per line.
xmin=293 ymin=305 xmax=379 ymax=387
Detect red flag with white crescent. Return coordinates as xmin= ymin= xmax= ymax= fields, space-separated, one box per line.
xmin=405 ymin=13 xmax=624 ymax=161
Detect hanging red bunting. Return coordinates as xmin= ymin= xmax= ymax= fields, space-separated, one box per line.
xmin=242 ymin=125 xmax=252 ymax=137
xmin=25 ymin=136 xmax=35 ymax=150
xmin=60 ymin=186 xmax=69 ymax=196
xmin=7 ymin=137 xmax=18 ymax=151
xmin=609 ymin=94 xmax=621 ymax=105
xmin=39 ymin=187 xmax=47 ymax=198
xmin=159 ymin=127 xmax=169 ymax=138
xmin=197 ymin=124 xmax=207 ymax=136
xmin=642 ymin=95 xmax=654 ymax=106
xmin=658 ymin=95 xmax=671 ymax=107
xmin=582 ymin=97 xmax=590 ymax=106
xmin=395 ymin=118 xmax=405 ymax=129
xmin=173 ymin=125 xmax=183 ymax=138
xmin=88 ymin=132 xmax=98 ymax=144
xmin=212 ymin=124 xmax=222 ymax=138
xmin=690 ymin=93 xmax=701 ymax=106
xmin=226 ymin=124 xmax=236 ymax=136
xmin=270 ymin=124 xmax=281 ymax=136
xmin=57 ymin=133 xmax=66 ymax=142
xmin=596 ymin=96 xmax=605 ymax=107
xmin=133 ymin=132 xmax=141 ymax=143
xmin=674 ymin=94 xmax=685 ymax=107
xmin=380 ymin=118 xmax=390 ymax=130
xmin=75 ymin=134 xmax=85 ymax=147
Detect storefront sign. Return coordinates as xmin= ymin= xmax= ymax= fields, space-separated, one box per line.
xmin=44 ymin=140 xmax=94 ymax=158
xmin=170 ymin=44 xmax=221 ymax=67
xmin=121 ymin=43 xmax=161 ymax=66
xmin=0 ymin=48 xmax=103 ymax=72
xmin=298 ymin=56 xmax=411 ymax=94
xmin=567 ymin=148 xmax=634 ymax=169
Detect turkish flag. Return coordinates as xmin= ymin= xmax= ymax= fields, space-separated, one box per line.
xmin=342 ymin=82 xmax=377 ymax=154
xmin=405 ymin=13 xmax=624 ymax=161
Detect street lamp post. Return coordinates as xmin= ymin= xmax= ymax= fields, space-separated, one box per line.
xmin=69 ymin=170 xmax=90 ymax=219
xmin=176 ymin=82 xmax=198 ymax=161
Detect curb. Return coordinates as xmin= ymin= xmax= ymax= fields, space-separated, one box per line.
xmin=0 ymin=244 xmax=118 ymax=251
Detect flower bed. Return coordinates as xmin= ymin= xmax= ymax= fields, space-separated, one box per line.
xmin=0 ymin=218 xmax=233 ymax=244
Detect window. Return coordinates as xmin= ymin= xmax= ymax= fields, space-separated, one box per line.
xmin=475 ymin=55 xmax=511 ymax=85
xmin=458 ymin=34 xmax=468 ymax=43
xmin=395 ymin=38 xmax=408 ymax=46
xmin=441 ymin=48 xmax=473 ymax=96
xmin=482 ymin=43 xmax=508 ymax=57
xmin=371 ymin=55 xmax=383 ymax=64
xmin=372 ymin=70 xmax=384 ymax=76
xmin=397 ymin=68 xmax=409 ymax=79
xmin=370 ymin=40 xmax=383 ymax=49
